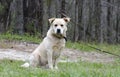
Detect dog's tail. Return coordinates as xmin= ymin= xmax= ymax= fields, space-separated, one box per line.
xmin=21 ymin=62 xmax=30 ymax=67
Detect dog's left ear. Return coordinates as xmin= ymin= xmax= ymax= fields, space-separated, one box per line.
xmin=63 ymin=17 xmax=70 ymax=23
xmin=49 ymin=18 xmax=55 ymax=24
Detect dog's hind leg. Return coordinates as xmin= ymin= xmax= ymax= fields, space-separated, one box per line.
xmin=29 ymin=54 xmax=41 ymax=67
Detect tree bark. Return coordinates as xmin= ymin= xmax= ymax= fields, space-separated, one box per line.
xmin=9 ymin=0 xmax=24 ymax=34
xmin=100 ymin=0 xmax=108 ymax=43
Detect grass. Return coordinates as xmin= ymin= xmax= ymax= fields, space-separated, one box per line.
xmin=0 ymin=33 xmax=41 ymax=43
xmin=0 ymin=59 xmax=120 ymax=77
xmin=66 ymin=41 xmax=120 ymax=55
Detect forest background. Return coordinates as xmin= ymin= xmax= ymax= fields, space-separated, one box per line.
xmin=0 ymin=0 xmax=120 ymax=44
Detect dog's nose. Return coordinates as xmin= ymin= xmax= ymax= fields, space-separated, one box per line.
xmin=57 ymin=29 xmax=61 ymax=34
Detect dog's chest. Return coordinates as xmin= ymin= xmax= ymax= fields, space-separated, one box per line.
xmin=52 ymin=42 xmax=62 ymax=51
xmin=52 ymin=41 xmax=64 ymax=56
xmin=52 ymin=40 xmax=64 ymax=50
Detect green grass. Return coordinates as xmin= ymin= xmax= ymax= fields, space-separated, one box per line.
xmin=0 ymin=33 xmax=41 ymax=43
xmin=66 ymin=41 xmax=120 ymax=55
xmin=0 ymin=59 xmax=120 ymax=77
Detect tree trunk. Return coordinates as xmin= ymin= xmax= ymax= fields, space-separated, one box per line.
xmin=73 ymin=0 xmax=79 ymax=42
xmin=61 ymin=0 xmax=66 ymax=18
xmin=81 ymin=0 xmax=90 ymax=41
xmin=9 ymin=0 xmax=24 ymax=34
xmin=100 ymin=0 xmax=108 ymax=43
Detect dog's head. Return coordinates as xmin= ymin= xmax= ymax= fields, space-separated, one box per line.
xmin=49 ymin=17 xmax=70 ymax=36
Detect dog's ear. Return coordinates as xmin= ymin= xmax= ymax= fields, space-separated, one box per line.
xmin=63 ymin=17 xmax=70 ymax=23
xmin=49 ymin=18 xmax=55 ymax=24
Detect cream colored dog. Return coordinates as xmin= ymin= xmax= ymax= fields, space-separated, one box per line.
xmin=21 ymin=17 xmax=70 ymax=69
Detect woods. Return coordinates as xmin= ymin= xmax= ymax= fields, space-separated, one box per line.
xmin=0 ymin=0 xmax=120 ymax=44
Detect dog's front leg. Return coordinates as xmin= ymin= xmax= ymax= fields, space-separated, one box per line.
xmin=54 ymin=58 xmax=59 ymax=69
xmin=47 ymin=50 xmax=53 ymax=69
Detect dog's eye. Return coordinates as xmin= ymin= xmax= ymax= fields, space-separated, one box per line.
xmin=61 ymin=24 xmax=63 ymax=27
xmin=54 ymin=24 xmax=57 ymax=27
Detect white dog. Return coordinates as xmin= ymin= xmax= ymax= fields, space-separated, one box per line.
xmin=21 ymin=17 xmax=70 ymax=69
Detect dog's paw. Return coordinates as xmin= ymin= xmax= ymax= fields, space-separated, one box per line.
xmin=49 ymin=65 xmax=53 ymax=70
xmin=21 ymin=63 xmax=30 ymax=67
xmin=54 ymin=66 xmax=58 ymax=70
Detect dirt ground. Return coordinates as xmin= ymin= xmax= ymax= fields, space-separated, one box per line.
xmin=0 ymin=41 xmax=115 ymax=63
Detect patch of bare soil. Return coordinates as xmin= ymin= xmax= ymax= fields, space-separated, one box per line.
xmin=0 ymin=41 xmax=115 ymax=63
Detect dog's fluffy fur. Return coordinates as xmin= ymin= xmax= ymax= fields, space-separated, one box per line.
xmin=21 ymin=17 xmax=70 ymax=69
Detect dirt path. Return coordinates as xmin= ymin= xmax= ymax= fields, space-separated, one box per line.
xmin=0 ymin=41 xmax=115 ymax=63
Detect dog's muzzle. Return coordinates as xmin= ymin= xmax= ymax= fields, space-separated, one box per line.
xmin=57 ymin=29 xmax=61 ymax=34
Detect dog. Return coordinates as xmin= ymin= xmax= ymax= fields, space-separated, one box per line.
xmin=21 ymin=17 xmax=70 ymax=69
